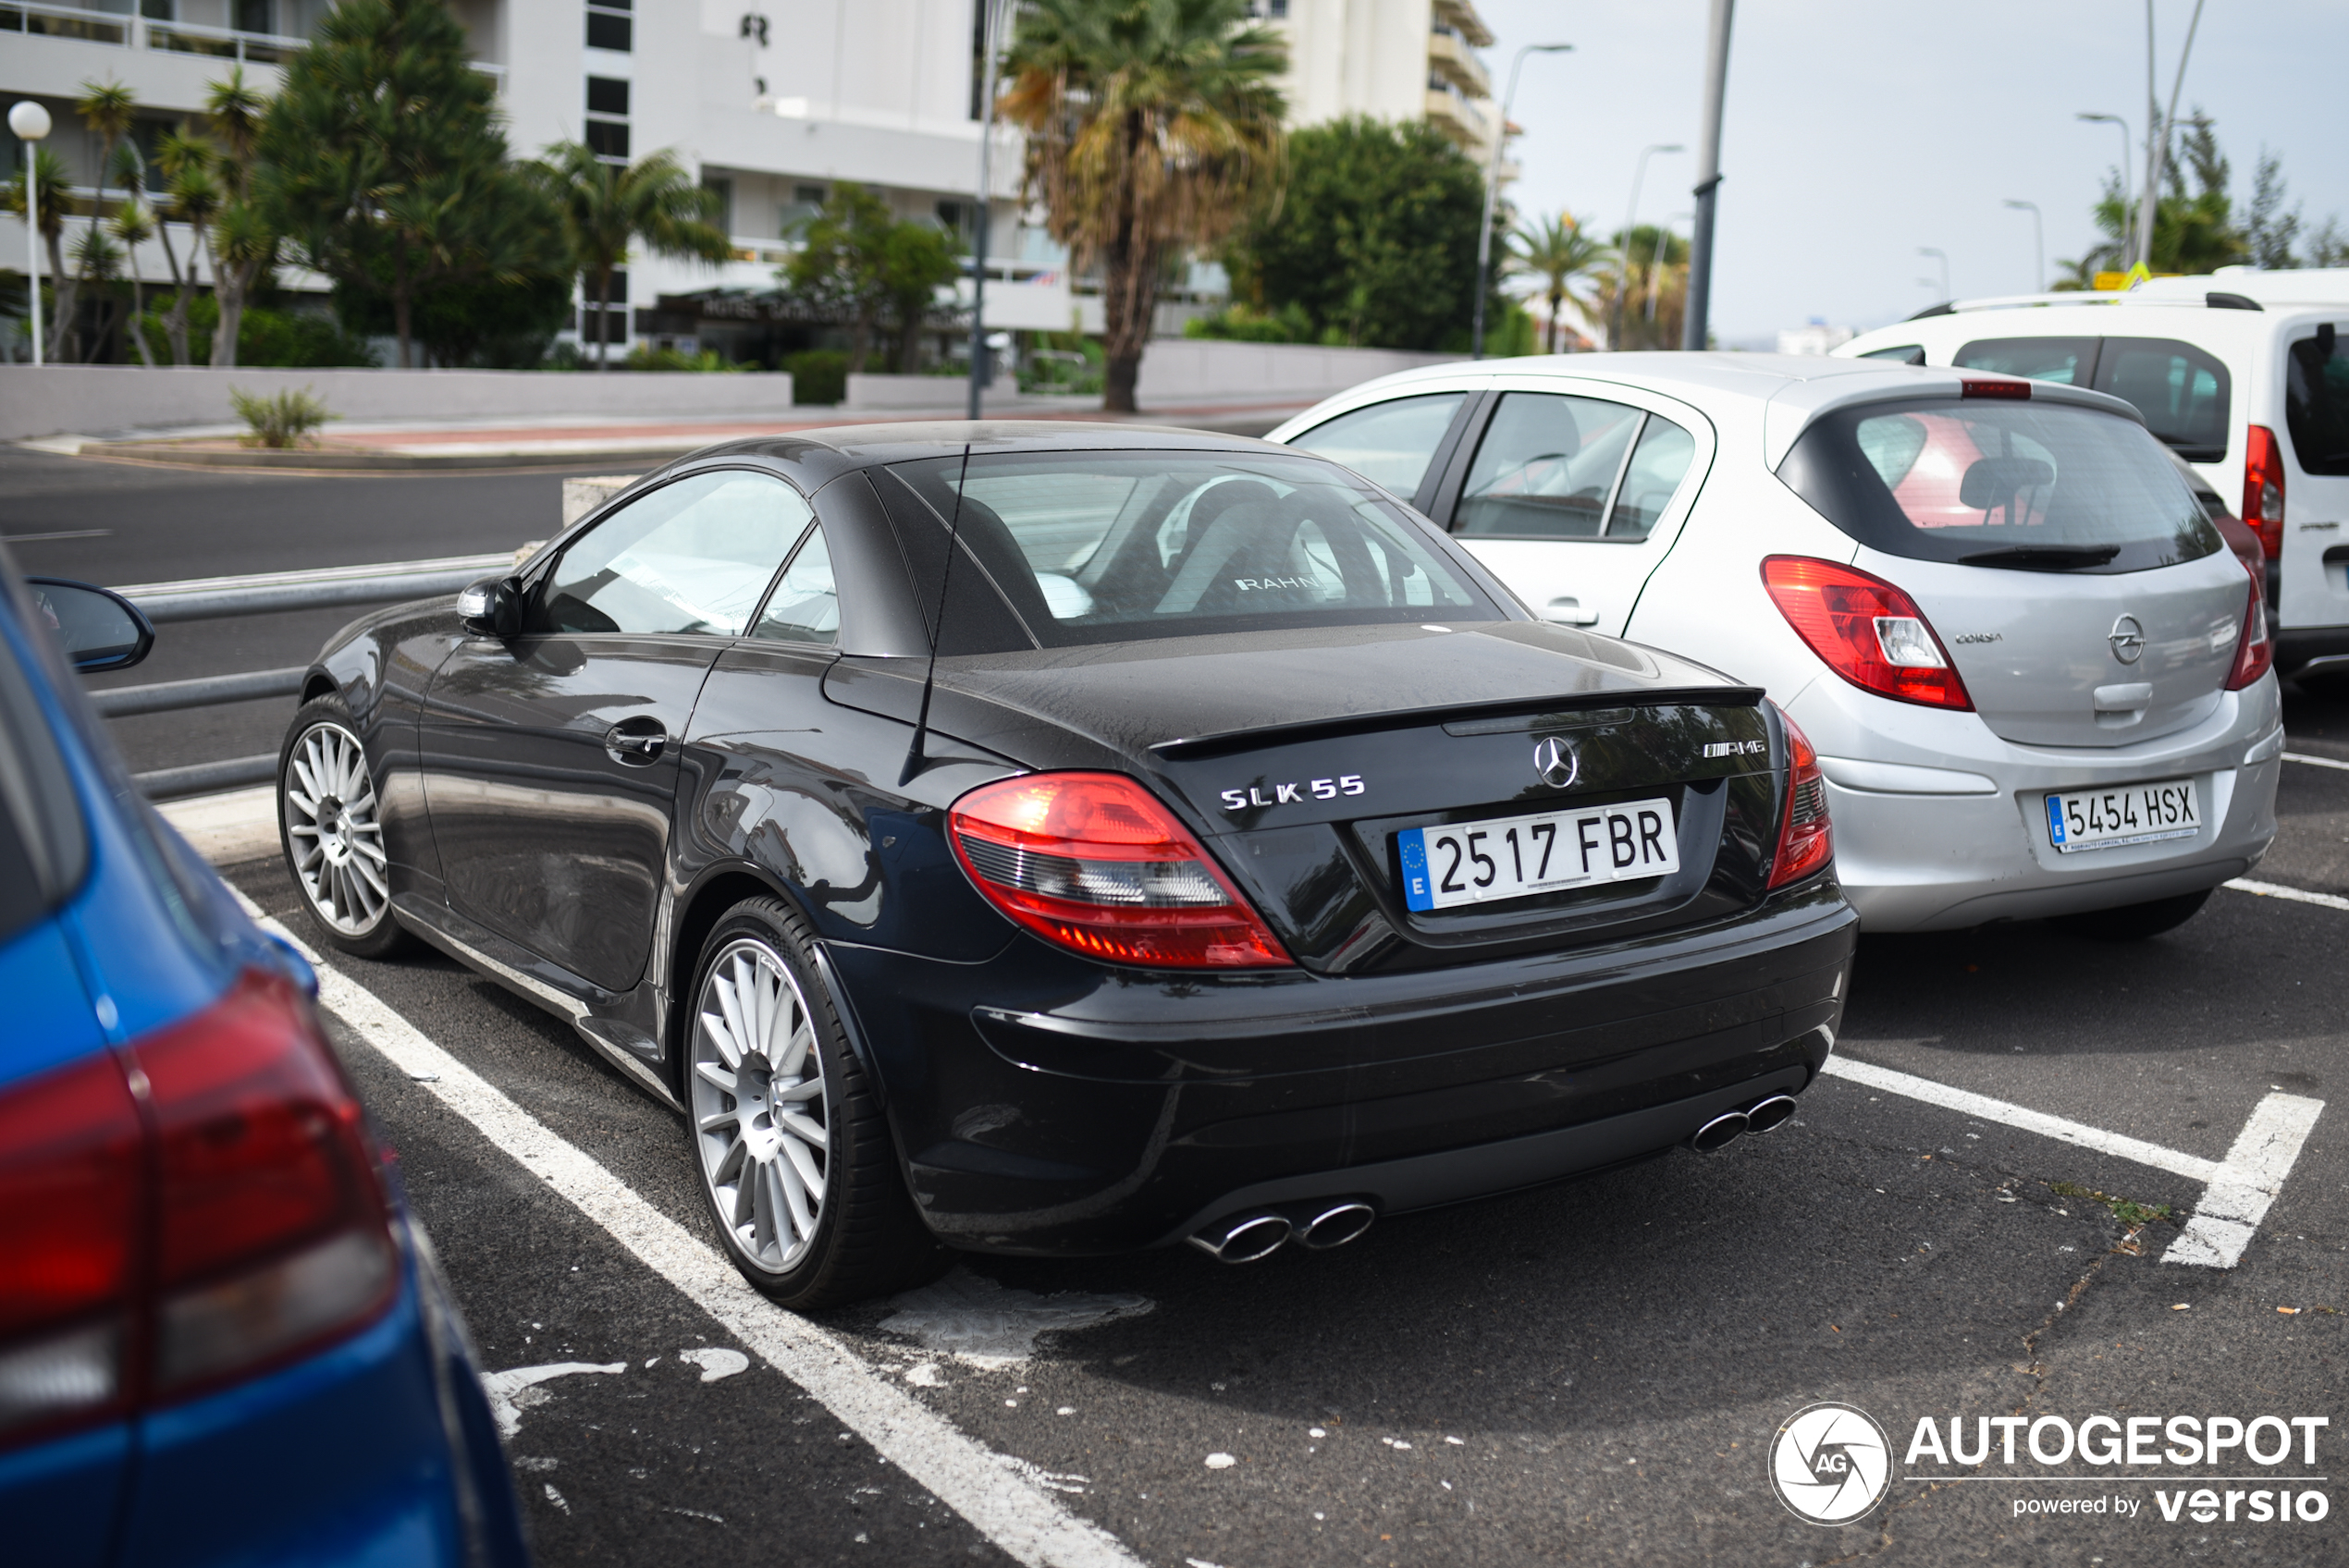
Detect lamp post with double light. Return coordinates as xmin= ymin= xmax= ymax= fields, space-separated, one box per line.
xmin=1614 ymin=142 xmax=1681 ymax=350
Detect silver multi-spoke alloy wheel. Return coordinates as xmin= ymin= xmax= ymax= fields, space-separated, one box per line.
xmin=690 ymin=937 xmax=830 ymax=1274
xmin=282 ymin=720 xmax=390 ymax=936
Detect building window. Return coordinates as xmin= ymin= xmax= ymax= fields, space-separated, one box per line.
xmin=580 ymin=267 xmax=629 ymax=343
xmin=780 ymin=182 xmax=826 ymax=238
xmin=586 ymin=0 xmax=630 ymax=53
xmin=703 ymin=177 xmax=733 ymax=236
xmin=584 ymin=119 xmax=630 ymax=160
xmin=234 ymin=0 xmax=273 ymax=33
xmin=585 ymin=76 xmax=629 ymax=116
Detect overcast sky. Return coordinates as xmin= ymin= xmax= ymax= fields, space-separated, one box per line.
xmin=1478 ymin=0 xmax=2349 ymax=344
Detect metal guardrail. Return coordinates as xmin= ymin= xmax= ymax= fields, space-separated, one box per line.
xmin=99 ymin=554 xmax=512 ymax=802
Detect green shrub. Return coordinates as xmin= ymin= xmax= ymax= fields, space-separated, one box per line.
xmin=782 ymin=348 xmax=848 ymax=405
xmin=144 ymin=295 xmax=380 ymax=368
xmin=620 ymin=343 xmax=746 ymax=373
xmin=229 ymin=385 xmax=337 ymax=448
xmin=1184 ymin=301 xmax=1313 ymax=344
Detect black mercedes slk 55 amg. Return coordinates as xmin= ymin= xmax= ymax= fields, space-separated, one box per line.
xmin=276 ymin=423 xmax=1857 ymax=1305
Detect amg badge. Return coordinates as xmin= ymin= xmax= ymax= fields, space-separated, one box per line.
xmin=1220 ymin=775 xmax=1365 ymax=811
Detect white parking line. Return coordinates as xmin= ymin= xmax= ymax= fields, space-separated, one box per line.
xmin=235 ymin=894 xmax=1144 ymax=1568
xmin=1821 ymin=1056 xmax=2322 ymax=1269
xmin=2227 ymin=877 xmax=2349 ymax=913
xmin=2162 ymin=1095 xmax=2328 ymax=1269
xmin=2284 ymin=752 xmax=2349 ymax=773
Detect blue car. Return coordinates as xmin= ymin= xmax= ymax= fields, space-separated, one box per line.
xmin=0 ymin=549 xmax=527 ymax=1568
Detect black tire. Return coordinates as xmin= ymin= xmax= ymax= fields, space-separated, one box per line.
xmin=277 ymin=695 xmax=413 ymax=959
xmin=683 ymin=896 xmax=946 ymax=1308
xmin=2049 ymin=888 xmax=2213 ymax=941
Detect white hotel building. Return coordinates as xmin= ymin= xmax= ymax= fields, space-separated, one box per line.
xmin=2 ymin=0 xmax=1501 ymax=362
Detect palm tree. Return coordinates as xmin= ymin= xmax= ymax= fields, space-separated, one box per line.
xmin=205 ymin=67 xmax=270 ymax=368
xmin=529 ymin=142 xmax=732 ymax=369
xmin=2 ymin=149 xmax=69 ymax=360
xmin=1594 ymin=223 xmax=1689 ymax=351
xmin=1511 ymin=212 xmax=1609 ymax=354
xmin=73 ymin=78 xmax=138 ymax=361
xmin=153 ymin=130 xmax=214 ymax=365
xmin=1002 ymin=0 xmax=1287 ymax=412
xmin=106 ymin=165 xmax=158 ymax=367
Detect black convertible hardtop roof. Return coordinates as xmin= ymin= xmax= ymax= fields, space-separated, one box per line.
xmin=672 ymin=420 xmax=1294 ymax=490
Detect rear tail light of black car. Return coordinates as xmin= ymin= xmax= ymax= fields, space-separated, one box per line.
xmin=950 ymin=772 xmax=1293 ymax=969
xmin=0 ymin=970 xmax=398 ymax=1451
xmin=2242 ymin=424 xmax=2287 ymax=561
xmin=1766 ymin=708 xmax=1834 ymax=890
xmin=2225 ymin=545 xmax=2275 ymax=692
xmin=1762 ymin=556 xmax=1974 ymax=711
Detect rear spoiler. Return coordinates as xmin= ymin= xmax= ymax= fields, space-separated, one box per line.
xmin=1150 ymin=686 xmax=1767 ymax=761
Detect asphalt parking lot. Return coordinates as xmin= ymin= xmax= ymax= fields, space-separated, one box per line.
xmin=193 ymin=682 xmax=2349 ymax=1568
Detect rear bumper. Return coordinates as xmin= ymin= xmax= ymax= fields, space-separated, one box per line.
xmin=827 ymin=882 xmax=1854 ymax=1255
xmin=2279 ymin=625 xmax=2349 ymax=677
xmin=1791 ymin=679 xmax=2282 ymax=932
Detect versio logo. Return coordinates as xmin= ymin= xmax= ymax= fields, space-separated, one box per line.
xmin=1772 ymin=1402 xmax=1895 ymax=1525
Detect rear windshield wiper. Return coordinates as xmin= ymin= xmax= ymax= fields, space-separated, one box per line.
xmin=1957 ymin=545 xmax=2121 ymax=570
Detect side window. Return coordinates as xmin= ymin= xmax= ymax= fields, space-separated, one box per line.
xmin=1285 ymin=393 xmax=1466 ymax=497
xmin=1605 ymin=415 xmax=1697 ymax=539
xmin=1455 ymin=392 xmax=1645 ymax=538
xmin=1859 ymin=344 xmax=1926 ymax=366
xmin=538 ymin=471 xmax=813 ymax=636
xmin=2093 ymin=337 xmax=2231 ymax=460
xmin=1954 ymin=336 xmax=2100 ymax=385
xmin=751 ymin=526 xmax=840 ymax=645
xmin=2286 ymin=326 xmax=2349 ymax=477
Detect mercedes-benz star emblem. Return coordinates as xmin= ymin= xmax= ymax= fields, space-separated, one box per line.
xmin=2109 ymin=614 xmax=2146 ymax=665
xmin=1532 ymin=736 xmax=1579 ymax=790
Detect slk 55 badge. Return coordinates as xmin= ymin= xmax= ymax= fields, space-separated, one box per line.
xmin=1220 ymin=775 xmax=1365 ymax=811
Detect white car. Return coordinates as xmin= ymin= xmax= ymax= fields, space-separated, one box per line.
xmin=1839 ymin=269 xmax=2349 ymax=683
xmin=1265 ymin=352 xmax=2281 ymax=936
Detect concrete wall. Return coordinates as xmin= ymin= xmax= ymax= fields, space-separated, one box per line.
xmin=0 ymin=365 xmax=795 ymax=442
xmin=1130 ymin=339 xmax=1457 ymax=405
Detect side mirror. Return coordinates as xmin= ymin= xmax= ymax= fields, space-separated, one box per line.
xmin=456 ymin=575 xmax=524 ymax=638
xmin=27 ymin=578 xmax=155 ymax=672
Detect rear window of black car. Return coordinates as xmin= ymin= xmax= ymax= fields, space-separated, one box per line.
xmin=2286 ymin=326 xmax=2349 ymax=476
xmin=1777 ymin=398 xmax=2221 ymax=574
xmin=884 ymin=450 xmax=1503 ymax=647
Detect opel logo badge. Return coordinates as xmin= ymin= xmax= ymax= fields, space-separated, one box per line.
xmin=1532 ymin=736 xmax=1579 ymax=790
xmin=2109 ymin=614 xmax=2146 ymax=665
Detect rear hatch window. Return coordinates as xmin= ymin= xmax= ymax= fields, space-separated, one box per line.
xmin=2286 ymin=326 xmax=2349 ymax=475
xmin=1777 ymin=398 xmax=2220 ymax=574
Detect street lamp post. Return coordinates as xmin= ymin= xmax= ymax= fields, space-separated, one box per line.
xmin=8 ymin=100 xmax=50 ymax=368
xmin=1680 ymin=0 xmax=1735 ymax=352
xmin=1917 ymin=246 xmax=1950 ymax=303
xmin=2076 ymin=112 xmax=2134 ymax=266
xmin=1471 ymin=41 xmax=1571 ymax=361
xmin=2002 ymin=200 xmax=2043 ymax=292
xmin=1613 ymin=142 xmax=1681 ymax=350
xmin=966 ymin=0 xmax=1006 ymax=420
xmin=2136 ymin=0 xmax=2209 ymax=274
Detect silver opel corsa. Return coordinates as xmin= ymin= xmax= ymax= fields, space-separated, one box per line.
xmin=1266 ymin=352 xmax=2282 ymax=935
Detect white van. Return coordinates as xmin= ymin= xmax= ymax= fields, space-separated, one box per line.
xmin=1839 ymin=270 xmax=2349 ymax=680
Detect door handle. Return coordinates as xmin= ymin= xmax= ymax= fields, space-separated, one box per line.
xmin=603 ymin=718 xmax=669 ymax=765
xmin=1543 ymin=596 xmax=1601 ymax=627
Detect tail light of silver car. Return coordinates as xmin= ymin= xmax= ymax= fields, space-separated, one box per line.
xmin=1766 ymin=707 xmax=1834 ymax=889
xmin=949 ymin=772 xmax=1294 ymax=969
xmin=1761 ymin=556 xmax=1974 ymax=711
xmin=2224 ymin=545 xmax=2275 ymax=692
xmin=2242 ymin=425 xmax=2287 ymax=560
xmin=0 ymin=971 xmax=399 ymax=1451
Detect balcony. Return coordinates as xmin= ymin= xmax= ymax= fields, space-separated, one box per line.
xmin=1431 ymin=0 xmax=1494 ymax=49
xmin=1426 ymin=29 xmax=1490 ymax=98
xmin=0 ymin=3 xmax=503 ymax=85
xmin=1423 ymin=87 xmax=1493 ymax=156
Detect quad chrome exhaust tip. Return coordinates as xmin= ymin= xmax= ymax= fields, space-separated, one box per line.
xmin=1187 ymin=1200 xmax=1378 ymax=1263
